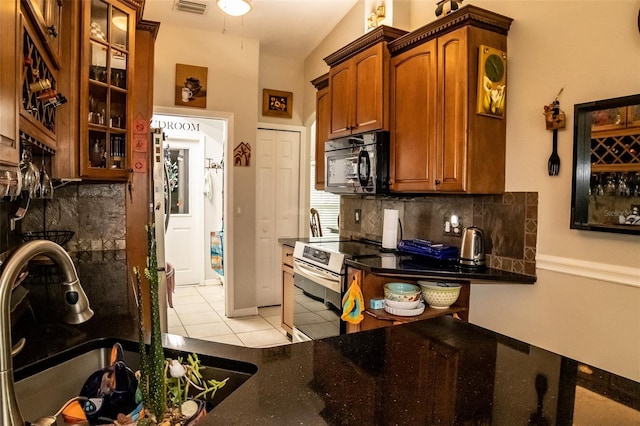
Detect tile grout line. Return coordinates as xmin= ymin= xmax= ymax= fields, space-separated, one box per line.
xmin=170 ymin=285 xmax=290 ymax=348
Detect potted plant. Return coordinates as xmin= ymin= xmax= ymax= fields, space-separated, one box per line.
xmin=129 ymin=224 xmax=227 ymax=426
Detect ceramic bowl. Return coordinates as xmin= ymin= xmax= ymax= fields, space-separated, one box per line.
xmin=384 ymin=302 xmax=425 ymax=317
xmin=383 ymin=283 xmax=421 ymax=302
xmin=418 ymin=281 xmax=461 ymax=309
xmin=384 ymin=297 xmax=423 ymax=310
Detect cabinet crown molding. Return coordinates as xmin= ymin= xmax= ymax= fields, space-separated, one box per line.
xmin=311 ymin=73 xmax=329 ymax=90
xmin=389 ymin=5 xmax=513 ymax=55
xmin=137 ymin=19 xmax=161 ymax=39
xmin=323 ymin=25 xmax=408 ymax=67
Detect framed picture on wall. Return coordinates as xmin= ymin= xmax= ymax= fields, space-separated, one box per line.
xmin=262 ymin=89 xmax=293 ymax=118
xmin=175 ymin=63 xmax=208 ymax=108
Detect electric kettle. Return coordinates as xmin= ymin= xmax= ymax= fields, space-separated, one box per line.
xmin=459 ymin=226 xmax=486 ymax=268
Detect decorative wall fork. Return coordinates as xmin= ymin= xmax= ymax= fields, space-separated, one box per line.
xmin=543 ymin=88 xmax=566 ymax=176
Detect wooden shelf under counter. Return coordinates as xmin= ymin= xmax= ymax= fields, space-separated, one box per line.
xmin=365 ymin=305 xmax=468 ymax=324
xmin=347 ymin=265 xmax=470 ymax=333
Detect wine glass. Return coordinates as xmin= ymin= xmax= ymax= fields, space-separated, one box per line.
xmin=20 ymin=148 xmax=39 ymax=199
xmin=604 ymin=174 xmax=617 ymax=195
xmin=617 ymin=174 xmax=630 ymax=197
xmin=40 ymin=156 xmax=53 ymax=199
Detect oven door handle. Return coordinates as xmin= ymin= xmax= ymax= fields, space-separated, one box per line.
xmin=293 ymin=259 xmax=342 ymax=294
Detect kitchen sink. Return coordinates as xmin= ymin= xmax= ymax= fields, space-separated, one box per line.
xmin=13 ymin=338 xmax=257 ymax=423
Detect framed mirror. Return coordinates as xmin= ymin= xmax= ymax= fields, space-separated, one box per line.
xmin=571 ymin=93 xmax=640 ymax=235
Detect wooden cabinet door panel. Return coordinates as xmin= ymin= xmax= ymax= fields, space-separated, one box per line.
xmin=281 ymin=263 xmax=294 ymax=334
xmin=436 ymin=28 xmax=468 ymax=192
xmin=352 ymin=44 xmax=385 ymax=134
xmin=390 ymin=40 xmax=437 ymax=192
xmin=0 ymin=0 xmax=19 ymax=166
xmin=328 ymin=62 xmax=351 ymax=138
xmin=315 ymin=86 xmax=329 ymax=189
xmin=425 ymin=340 xmax=459 ymax=424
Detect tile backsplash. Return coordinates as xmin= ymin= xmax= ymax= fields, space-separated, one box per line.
xmin=340 ymin=192 xmax=538 ymax=276
xmin=0 ymin=199 xmax=22 ymax=254
xmin=20 ymin=182 xmax=127 ymax=251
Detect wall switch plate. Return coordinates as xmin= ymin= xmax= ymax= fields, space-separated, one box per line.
xmin=443 ymin=215 xmax=462 ymax=237
xmin=354 ymin=209 xmax=361 ymax=224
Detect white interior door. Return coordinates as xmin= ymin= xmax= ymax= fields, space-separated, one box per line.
xmin=165 ymin=136 xmax=204 ymax=286
xmin=256 ymin=129 xmax=300 ymax=307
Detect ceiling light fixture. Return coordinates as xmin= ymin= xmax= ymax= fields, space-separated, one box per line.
xmin=112 ymin=16 xmax=128 ymax=31
xmin=217 ymin=0 xmax=252 ymax=16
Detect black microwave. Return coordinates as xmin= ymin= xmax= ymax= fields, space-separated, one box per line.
xmin=324 ymin=131 xmax=389 ymax=194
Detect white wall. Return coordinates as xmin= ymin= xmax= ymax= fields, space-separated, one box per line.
xmin=467 ymin=0 xmax=640 ymax=382
xmin=153 ymin=24 xmax=259 ymax=310
xmin=258 ymin=53 xmax=305 ymax=126
xmin=303 ymin=0 xmax=640 ymax=381
xmin=302 ymin=2 xmax=365 ymax=124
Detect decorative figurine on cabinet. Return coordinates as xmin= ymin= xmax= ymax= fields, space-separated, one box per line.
xmin=435 ymin=0 xmax=463 ymax=17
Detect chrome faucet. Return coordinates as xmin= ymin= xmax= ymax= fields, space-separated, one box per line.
xmin=0 ymin=240 xmax=94 ymax=425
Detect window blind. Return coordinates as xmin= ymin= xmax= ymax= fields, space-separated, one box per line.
xmin=310 ymin=161 xmax=340 ymax=236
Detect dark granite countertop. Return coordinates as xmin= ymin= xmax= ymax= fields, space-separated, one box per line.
xmin=279 ymin=237 xmax=536 ymax=284
xmin=346 ymin=253 xmax=536 ymax=284
xmin=12 ymin=315 xmax=640 ymax=425
xmin=9 ymin=250 xmax=637 ymax=425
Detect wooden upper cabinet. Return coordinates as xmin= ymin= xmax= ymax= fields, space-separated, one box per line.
xmin=388 ymin=6 xmax=512 ymax=194
xmin=18 ymin=0 xmax=68 ymax=160
xmin=327 ymin=61 xmax=351 ymax=138
xmin=22 ymin=0 xmax=62 ymax=68
xmin=311 ymin=74 xmax=329 ymax=190
xmin=352 ymin=44 xmax=387 ymax=135
xmin=435 ymin=28 xmax=467 ymax=193
xmin=389 ymin=39 xmax=437 ymax=192
xmin=0 ymin=0 xmax=19 ymax=167
xmin=79 ymin=0 xmax=135 ymax=181
xmin=324 ymin=26 xmax=407 ymax=140
xmin=328 ymin=43 xmax=387 ymax=139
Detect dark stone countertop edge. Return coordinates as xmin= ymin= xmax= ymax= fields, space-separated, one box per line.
xmin=278 ymin=238 xmax=536 ymax=284
xmin=13 ymin=315 xmax=640 ymax=425
xmin=345 ymin=258 xmax=537 ymax=284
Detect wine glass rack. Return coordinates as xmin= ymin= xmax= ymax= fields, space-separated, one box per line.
xmin=591 ymin=130 xmax=640 ymax=173
xmin=21 ymin=27 xmax=58 ymax=138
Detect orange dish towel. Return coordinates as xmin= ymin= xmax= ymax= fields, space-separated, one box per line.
xmin=341 ymin=275 xmax=364 ymax=324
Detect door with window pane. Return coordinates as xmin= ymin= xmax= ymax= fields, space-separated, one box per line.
xmin=165 ymin=137 xmax=204 ymax=286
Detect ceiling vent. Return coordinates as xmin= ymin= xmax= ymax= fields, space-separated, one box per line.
xmin=174 ymin=0 xmax=208 ymax=15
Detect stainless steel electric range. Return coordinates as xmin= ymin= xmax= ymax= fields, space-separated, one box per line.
xmin=291 ymin=239 xmax=381 ymax=341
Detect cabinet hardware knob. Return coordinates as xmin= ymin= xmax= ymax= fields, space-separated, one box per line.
xmin=435 ymin=179 xmax=441 ymax=185
xmin=47 ymin=25 xmax=58 ymax=38
xmin=286 ymin=252 xmax=292 ymax=257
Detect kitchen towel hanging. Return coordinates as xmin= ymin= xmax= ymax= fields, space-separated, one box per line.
xmin=341 ymin=274 xmax=364 ymax=324
xmin=382 ymin=209 xmax=399 ymax=250
xmin=210 ymin=230 xmax=224 ymax=276
xmin=203 ymin=169 xmax=214 ymax=200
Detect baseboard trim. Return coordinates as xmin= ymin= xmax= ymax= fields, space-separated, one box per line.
xmin=226 ymin=306 xmax=259 ymax=318
xmin=536 ymin=254 xmax=640 ymax=288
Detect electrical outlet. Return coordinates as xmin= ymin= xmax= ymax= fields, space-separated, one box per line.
xmin=354 ymin=209 xmax=361 ymax=224
xmin=443 ymin=214 xmax=462 ymax=237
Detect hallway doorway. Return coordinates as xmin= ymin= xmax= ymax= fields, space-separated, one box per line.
xmin=164 ymin=136 xmax=205 ymax=286
xmin=152 ymin=108 xmax=229 ymax=296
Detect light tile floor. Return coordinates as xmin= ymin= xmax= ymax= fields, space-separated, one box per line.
xmin=167 ymin=284 xmax=292 ymax=348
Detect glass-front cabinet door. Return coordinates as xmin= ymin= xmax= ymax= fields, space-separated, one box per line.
xmin=80 ymin=0 xmax=134 ymax=180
